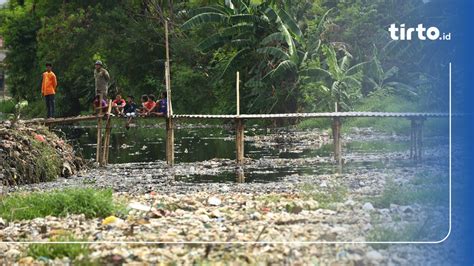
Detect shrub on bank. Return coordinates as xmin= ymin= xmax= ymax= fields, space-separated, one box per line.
xmin=0 ymin=188 xmax=117 ymax=221
xmin=27 ymin=235 xmax=93 ymax=264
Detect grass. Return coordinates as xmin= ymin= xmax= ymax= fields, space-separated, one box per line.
xmin=0 ymin=99 xmax=15 ymax=113
xmin=31 ymin=139 xmax=62 ymax=182
xmin=27 ymin=235 xmax=96 ymax=264
xmin=0 ymin=188 xmax=120 ymax=222
xmin=366 ymin=224 xmax=424 ymax=249
xmin=367 ymin=218 xmax=449 ymax=249
xmin=300 ymin=183 xmax=347 ymax=209
xmin=369 ymin=178 xmax=448 ymax=209
xmin=297 ymin=93 xmax=449 ymax=137
xmin=297 ymin=118 xmax=331 ymax=130
xmin=346 ymin=140 xmax=409 ymax=153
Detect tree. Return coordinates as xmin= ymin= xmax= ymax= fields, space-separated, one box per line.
xmin=301 ymin=45 xmax=365 ymax=112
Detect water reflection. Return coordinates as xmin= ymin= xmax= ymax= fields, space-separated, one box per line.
xmin=51 ymin=121 xmax=448 ymax=184
xmin=236 ymin=167 xmax=245 ymax=183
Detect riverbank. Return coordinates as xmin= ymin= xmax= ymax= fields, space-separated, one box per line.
xmin=0 ymin=127 xmax=452 ymax=264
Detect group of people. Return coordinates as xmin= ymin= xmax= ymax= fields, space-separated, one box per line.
xmin=41 ymin=60 xmax=167 ymax=121
xmin=92 ymin=92 xmax=168 ymax=118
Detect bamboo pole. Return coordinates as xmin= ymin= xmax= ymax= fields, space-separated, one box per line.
xmin=236 ymin=118 xmax=244 ymax=164
xmin=165 ymin=20 xmax=173 ymax=117
xmin=418 ymin=119 xmax=424 ymax=162
xmin=236 ymin=71 xmax=240 ymax=116
xmin=101 ymin=100 xmax=113 ymax=166
xmin=166 ymin=117 xmax=174 ymax=166
xmin=332 ymin=117 xmax=342 ymax=165
xmin=96 ymin=95 xmax=103 ymax=163
xmin=164 ymin=20 xmax=174 ymax=166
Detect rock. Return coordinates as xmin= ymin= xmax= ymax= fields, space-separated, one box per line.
xmin=320 ymin=181 xmax=328 ymax=188
xmin=210 ymin=209 xmax=222 ymax=218
xmin=344 ymin=199 xmax=356 ymax=206
xmin=366 ymin=250 xmax=384 ymax=262
xmin=390 ymin=204 xmax=399 ymax=210
xmin=362 ymin=223 xmax=372 ymax=231
xmin=400 ymin=206 xmax=414 ymax=213
xmin=18 ymin=257 xmax=35 ymax=264
xmin=128 ymin=202 xmax=152 ymax=212
xmin=250 ymin=212 xmax=261 ymax=220
xmin=207 ymin=196 xmax=221 ymax=206
xmin=362 ymin=203 xmax=374 ymax=211
xmin=5 ymin=248 xmax=21 ymax=258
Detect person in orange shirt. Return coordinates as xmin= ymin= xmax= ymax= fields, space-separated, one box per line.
xmin=41 ymin=63 xmax=58 ymax=118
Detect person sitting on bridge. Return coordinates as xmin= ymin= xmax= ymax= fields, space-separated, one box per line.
xmin=150 ymin=91 xmax=167 ymax=117
xmin=93 ymin=94 xmax=108 ymax=114
xmin=112 ymin=94 xmax=126 ymax=116
xmin=124 ymin=95 xmax=138 ymax=130
xmin=124 ymin=96 xmax=138 ymax=118
xmin=140 ymin=94 xmax=157 ymax=117
xmin=137 ymin=94 xmax=148 ymax=115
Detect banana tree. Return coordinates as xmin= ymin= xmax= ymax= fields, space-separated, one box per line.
xmin=182 ymin=0 xmax=331 ymax=113
xmin=301 ymin=45 xmax=366 ymax=112
xmin=365 ymin=53 xmax=417 ymax=98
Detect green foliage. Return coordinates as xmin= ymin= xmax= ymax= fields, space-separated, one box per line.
xmin=31 ymin=139 xmax=62 ymax=182
xmin=301 ymin=45 xmax=365 ymax=111
xmin=0 ymin=99 xmax=15 ymax=113
xmin=0 ymin=188 xmax=117 ymax=221
xmin=296 ymin=118 xmax=331 ymax=130
xmin=369 ymin=178 xmax=448 ymax=209
xmin=27 ymin=235 xmax=92 ymax=263
xmin=0 ymin=0 xmax=449 ymax=118
xmin=300 ymin=183 xmax=347 ymax=209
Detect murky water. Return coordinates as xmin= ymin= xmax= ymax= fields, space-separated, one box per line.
xmin=48 ymin=119 xmax=449 ymax=183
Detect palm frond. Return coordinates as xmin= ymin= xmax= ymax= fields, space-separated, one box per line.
xmin=256 ymin=47 xmax=290 ymax=61
xmin=182 ymin=13 xmax=228 ymax=30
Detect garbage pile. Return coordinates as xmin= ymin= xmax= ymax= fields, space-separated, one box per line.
xmin=0 ymin=121 xmax=84 ymax=186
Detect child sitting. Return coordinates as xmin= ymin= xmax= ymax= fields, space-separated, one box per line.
xmin=93 ymin=95 xmax=108 ymax=114
xmin=124 ymin=96 xmax=138 ymax=117
xmin=124 ymin=95 xmax=138 ymax=129
xmin=151 ymin=91 xmax=168 ymax=117
xmin=112 ymin=94 xmax=126 ymax=116
xmin=140 ymin=94 xmax=157 ymax=117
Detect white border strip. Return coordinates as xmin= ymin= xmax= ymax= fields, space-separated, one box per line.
xmin=3 ymin=64 xmax=453 ymax=245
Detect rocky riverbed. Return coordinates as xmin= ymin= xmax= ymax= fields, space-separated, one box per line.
xmin=0 ymin=127 xmax=454 ymax=265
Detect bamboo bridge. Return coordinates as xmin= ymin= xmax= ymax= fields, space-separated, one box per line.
xmin=21 ymin=111 xmax=448 ymax=167
xmin=18 ymin=22 xmax=449 ymax=167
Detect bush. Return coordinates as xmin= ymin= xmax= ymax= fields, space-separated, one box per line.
xmin=0 ymin=99 xmax=16 ymax=113
xmin=27 ymin=235 xmax=92 ymax=263
xmin=31 ymin=139 xmax=62 ymax=182
xmin=0 ymin=188 xmax=117 ymax=221
xmin=369 ymin=179 xmax=448 ymax=209
xmin=300 ymin=183 xmax=347 ymax=209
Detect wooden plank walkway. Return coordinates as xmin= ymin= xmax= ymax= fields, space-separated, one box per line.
xmin=18 ymin=111 xmax=447 ymax=167
xmin=21 ymin=111 xmax=448 ymax=125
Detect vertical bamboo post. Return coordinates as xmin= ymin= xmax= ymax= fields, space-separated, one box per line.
xmin=96 ymin=95 xmax=103 ymax=163
xmin=164 ymin=20 xmax=174 ymax=166
xmin=418 ymin=119 xmax=424 ymax=162
xmin=101 ymin=100 xmax=113 ymax=166
xmin=236 ymin=166 xmax=245 ymax=183
xmin=235 ymin=71 xmax=244 ymax=164
xmin=236 ymin=71 xmax=240 ymax=116
xmin=410 ymin=119 xmax=415 ymax=159
xmin=166 ymin=117 xmax=174 ymax=166
xmin=332 ymin=117 xmax=342 ymax=166
xmin=236 ymin=118 xmax=244 ymax=164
